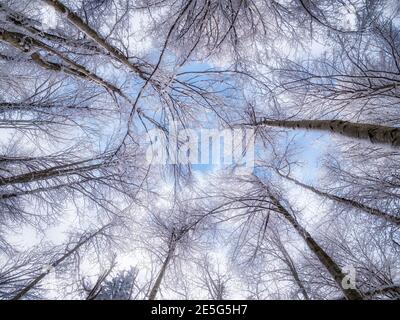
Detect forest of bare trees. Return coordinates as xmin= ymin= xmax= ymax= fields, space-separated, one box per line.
xmin=0 ymin=0 xmax=399 ymax=300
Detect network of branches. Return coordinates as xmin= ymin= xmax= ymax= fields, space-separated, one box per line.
xmin=0 ymin=0 xmax=399 ymax=300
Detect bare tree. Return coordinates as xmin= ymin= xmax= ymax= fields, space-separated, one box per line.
xmin=195 ymin=255 xmax=231 ymax=300
xmin=11 ymin=223 xmax=115 ymax=300
xmin=0 ymin=0 xmax=399 ymax=301
xmin=254 ymin=118 xmax=400 ymax=148
xmin=204 ymin=174 xmax=363 ymax=299
xmin=276 ymin=170 xmax=400 ymax=225
xmin=145 ymin=204 xmax=212 ymax=300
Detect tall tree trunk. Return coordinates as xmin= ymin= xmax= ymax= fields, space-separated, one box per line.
xmin=362 ymin=284 xmax=400 ymax=299
xmin=278 ymin=172 xmax=400 ymax=226
xmin=0 ymin=27 xmax=154 ymax=128
xmin=336 ymin=283 xmax=400 ymax=300
xmin=0 ymin=176 xmax=97 ymax=200
xmin=148 ymin=246 xmax=175 ymax=300
xmin=286 ymin=257 xmax=310 ymax=300
xmin=0 ymin=162 xmax=103 ymax=187
xmin=11 ymin=225 xmax=108 ymax=300
xmin=268 ymin=193 xmax=363 ymax=300
xmin=86 ymin=260 xmax=115 ymax=300
xmin=0 ymin=29 xmax=122 ymax=95
xmin=41 ymin=0 xmax=149 ymax=81
xmin=0 ymin=3 xmax=102 ymax=54
xmin=274 ymin=234 xmax=310 ymax=300
xmin=257 ymin=119 xmax=400 ymax=148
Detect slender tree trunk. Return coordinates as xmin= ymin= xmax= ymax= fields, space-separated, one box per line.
xmin=0 ymin=3 xmax=102 ymax=54
xmin=86 ymin=262 xmax=115 ymax=300
xmin=278 ymin=172 xmax=400 ymax=226
xmin=0 ymin=27 xmax=144 ymax=117
xmin=336 ymin=283 xmax=400 ymax=300
xmin=0 ymin=161 xmax=104 ymax=187
xmin=257 ymin=119 xmax=400 ymax=148
xmin=11 ymin=226 xmax=108 ymax=300
xmin=0 ymin=27 xmax=153 ymax=126
xmin=268 ymin=193 xmax=363 ymax=300
xmin=362 ymin=284 xmax=400 ymax=298
xmin=287 ymin=259 xmax=310 ymax=300
xmin=275 ymin=237 xmax=310 ymax=300
xmin=0 ymin=29 xmax=122 ymax=93
xmin=41 ymin=0 xmax=149 ymax=81
xmin=148 ymin=246 xmax=175 ymax=300
xmin=0 ymin=176 xmax=99 ymax=200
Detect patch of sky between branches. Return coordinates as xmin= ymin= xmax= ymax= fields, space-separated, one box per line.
xmin=288 ymin=130 xmax=331 ymax=183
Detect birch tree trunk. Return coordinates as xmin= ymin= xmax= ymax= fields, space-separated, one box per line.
xmin=0 ymin=28 xmax=130 ymax=102
xmin=86 ymin=262 xmax=115 ymax=300
xmin=275 ymin=236 xmax=310 ymax=300
xmin=336 ymin=284 xmax=400 ymax=300
xmin=257 ymin=119 xmax=400 ymax=148
xmin=362 ymin=284 xmax=400 ymax=298
xmin=0 ymin=162 xmax=104 ymax=187
xmin=148 ymin=246 xmax=175 ymax=300
xmin=40 ymin=0 xmax=149 ymax=81
xmin=11 ymin=225 xmax=109 ymax=300
xmin=278 ymin=172 xmax=400 ymax=226
xmin=268 ymin=193 xmax=363 ymax=300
